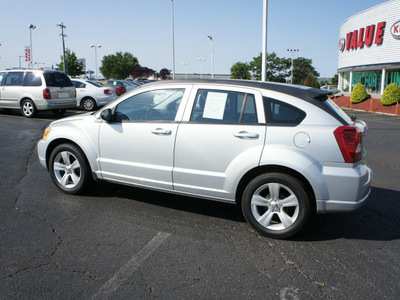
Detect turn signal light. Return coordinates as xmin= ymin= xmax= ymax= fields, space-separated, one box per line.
xmin=104 ymin=89 xmax=113 ymax=95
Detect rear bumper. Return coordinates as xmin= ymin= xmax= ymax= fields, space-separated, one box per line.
xmin=315 ymin=163 xmax=373 ymax=213
xmin=35 ymin=99 xmax=77 ymax=110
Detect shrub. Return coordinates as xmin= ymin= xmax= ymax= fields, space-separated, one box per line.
xmin=304 ymin=74 xmax=320 ymax=88
xmin=351 ymin=83 xmax=368 ymax=103
xmin=381 ymin=83 xmax=400 ymax=106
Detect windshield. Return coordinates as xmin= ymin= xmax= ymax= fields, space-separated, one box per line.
xmin=87 ymin=80 xmax=103 ymax=87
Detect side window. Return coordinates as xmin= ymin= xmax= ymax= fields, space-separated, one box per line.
xmin=190 ymin=89 xmax=258 ymax=124
xmin=0 ymin=72 xmax=6 ymax=86
xmin=23 ymin=72 xmax=42 ymax=87
xmin=114 ymin=89 xmax=184 ymax=122
xmin=72 ymin=81 xmax=85 ymax=88
xmin=263 ymin=97 xmax=306 ymax=126
xmin=4 ymin=72 xmax=24 ymax=86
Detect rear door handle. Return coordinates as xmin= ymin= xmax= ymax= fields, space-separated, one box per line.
xmin=234 ymin=131 xmax=259 ymax=139
xmin=151 ymin=128 xmax=172 ymax=135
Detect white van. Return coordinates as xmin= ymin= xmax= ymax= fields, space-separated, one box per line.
xmin=0 ymin=69 xmax=76 ymax=117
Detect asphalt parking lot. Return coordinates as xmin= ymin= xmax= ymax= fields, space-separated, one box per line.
xmin=1 ymin=109 xmax=400 ymax=299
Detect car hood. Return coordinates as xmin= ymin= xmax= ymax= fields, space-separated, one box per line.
xmin=50 ymin=112 xmax=94 ymax=126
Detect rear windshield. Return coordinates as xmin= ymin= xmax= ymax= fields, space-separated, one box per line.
xmin=44 ymin=72 xmax=73 ymax=87
xmin=87 ymin=80 xmax=103 ymax=87
xmin=323 ymin=97 xmax=353 ymax=125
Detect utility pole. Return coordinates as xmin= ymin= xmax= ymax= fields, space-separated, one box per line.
xmin=57 ymin=23 xmax=67 ymax=73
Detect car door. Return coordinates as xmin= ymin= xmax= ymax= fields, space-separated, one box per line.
xmin=0 ymin=72 xmax=24 ymax=108
xmin=173 ymin=85 xmax=266 ymax=201
xmin=98 ymin=86 xmax=190 ymax=190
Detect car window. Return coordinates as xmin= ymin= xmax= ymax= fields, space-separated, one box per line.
xmin=0 ymin=72 xmax=6 ymax=86
xmin=72 ymin=81 xmax=86 ymax=88
xmin=190 ymin=89 xmax=258 ymax=124
xmin=114 ymin=89 xmax=185 ymax=122
xmin=4 ymin=72 xmax=24 ymax=86
xmin=44 ymin=72 xmax=73 ymax=87
xmin=263 ymin=97 xmax=306 ymax=126
xmin=23 ymin=72 xmax=42 ymax=86
xmin=87 ymin=80 xmax=103 ymax=88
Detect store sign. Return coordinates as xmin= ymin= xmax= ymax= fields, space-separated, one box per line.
xmin=391 ymin=20 xmax=400 ymax=39
xmin=343 ymin=22 xmax=386 ymax=51
xmin=25 ymin=46 xmax=31 ymax=62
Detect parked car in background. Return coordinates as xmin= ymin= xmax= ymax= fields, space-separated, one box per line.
xmin=0 ymin=69 xmax=76 ymax=117
xmin=107 ymin=80 xmax=140 ymax=92
xmin=96 ymin=80 xmax=126 ymax=96
xmin=37 ymin=79 xmax=372 ymax=239
xmin=72 ymin=79 xmax=117 ymax=111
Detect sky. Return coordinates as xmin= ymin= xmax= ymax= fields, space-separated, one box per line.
xmin=0 ymin=0 xmax=388 ymax=78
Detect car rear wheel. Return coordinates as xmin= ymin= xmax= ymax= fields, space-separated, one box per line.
xmin=241 ymin=173 xmax=310 ymax=239
xmin=49 ymin=144 xmax=91 ymax=194
xmin=21 ymin=99 xmax=37 ymax=118
xmin=81 ymin=97 xmax=97 ymax=111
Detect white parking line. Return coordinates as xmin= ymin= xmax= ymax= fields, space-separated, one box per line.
xmin=91 ymin=231 xmax=171 ymax=299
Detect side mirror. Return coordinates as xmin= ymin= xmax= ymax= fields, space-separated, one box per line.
xmin=100 ymin=109 xmax=113 ymax=122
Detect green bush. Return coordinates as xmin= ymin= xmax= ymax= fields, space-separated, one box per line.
xmin=351 ymin=83 xmax=368 ymax=103
xmin=381 ymin=83 xmax=400 ymax=106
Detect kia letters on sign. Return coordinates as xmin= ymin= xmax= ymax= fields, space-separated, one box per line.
xmin=391 ymin=20 xmax=400 ymax=39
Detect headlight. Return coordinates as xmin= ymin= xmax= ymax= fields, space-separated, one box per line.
xmin=43 ymin=127 xmax=52 ymax=141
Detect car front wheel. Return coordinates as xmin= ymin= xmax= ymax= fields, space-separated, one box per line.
xmin=49 ymin=144 xmax=91 ymax=194
xmin=241 ymin=173 xmax=310 ymax=239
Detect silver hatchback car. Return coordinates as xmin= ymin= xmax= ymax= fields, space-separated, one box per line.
xmin=37 ymin=80 xmax=372 ymax=238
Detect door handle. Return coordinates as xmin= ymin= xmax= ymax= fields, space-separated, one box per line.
xmin=151 ymin=128 xmax=172 ymax=135
xmin=234 ymin=131 xmax=259 ymax=139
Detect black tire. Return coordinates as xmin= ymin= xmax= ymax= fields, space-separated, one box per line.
xmin=52 ymin=109 xmax=67 ymax=116
xmin=241 ymin=173 xmax=310 ymax=239
xmin=48 ymin=143 xmax=91 ymax=195
xmin=81 ymin=97 xmax=97 ymax=111
xmin=21 ymin=99 xmax=37 ymax=118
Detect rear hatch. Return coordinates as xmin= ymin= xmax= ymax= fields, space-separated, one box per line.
xmin=43 ymin=72 xmax=75 ymax=103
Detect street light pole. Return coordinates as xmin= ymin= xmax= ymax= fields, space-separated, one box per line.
xmin=197 ymin=58 xmax=205 ymax=79
xmin=171 ymin=0 xmax=176 ymax=80
xmin=182 ymin=62 xmax=189 ymax=79
xmin=28 ymin=24 xmax=36 ymax=68
xmin=287 ymin=49 xmax=299 ymax=84
xmin=261 ymin=0 xmax=267 ymax=81
xmin=90 ymin=44 xmax=102 ymax=79
xmin=207 ymin=36 xmax=214 ymax=79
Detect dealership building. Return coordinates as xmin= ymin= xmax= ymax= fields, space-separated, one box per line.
xmin=337 ymin=0 xmax=400 ymax=96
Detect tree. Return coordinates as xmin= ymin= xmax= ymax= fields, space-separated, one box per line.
xmin=230 ymin=62 xmax=251 ymax=79
xmin=159 ymin=68 xmax=171 ymax=80
xmin=131 ymin=65 xmax=156 ymax=79
xmin=331 ymin=74 xmax=339 ymax=85
xmin=56 ymin=49 xmax=84 ymax=77
xmin=292 ymin=57 xmax=319 ymax=85
xmin=100 ymin=52 xmax=139 ymax=79
xmin=304 ymin=74 xmax=320 ymax=88
xmin=249 ymin=52 xmax=291 ymax=82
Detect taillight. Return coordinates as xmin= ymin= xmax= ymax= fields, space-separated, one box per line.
xmin=43 ymin=89 xmax=51 ymax=100
xmin=334 ymin=126 xmax=362 ymax=163
xmin=104 ymin=89 xmax=113 ymax=95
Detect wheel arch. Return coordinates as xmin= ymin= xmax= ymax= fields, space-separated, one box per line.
xmin=235 ymin=165 xmax=316 ymax=213
xmin=45 ymin=138 xmax=98 ymax=181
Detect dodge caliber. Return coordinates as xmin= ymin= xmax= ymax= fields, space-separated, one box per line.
xmin=37 ymin=80 xmax=372 ymax=238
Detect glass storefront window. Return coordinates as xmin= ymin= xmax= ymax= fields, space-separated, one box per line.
xmin=351 ymin=71 xmax=381 ymax=94
xmin=342 ymin=72 xmax=350 ymax=92
xmin=385 ymin=69 xmax=400 ymax=87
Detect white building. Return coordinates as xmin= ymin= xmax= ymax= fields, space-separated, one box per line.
xmin=337 ymin=0 xmax=400 ymax=96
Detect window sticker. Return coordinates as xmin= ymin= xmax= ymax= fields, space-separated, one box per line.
xmin=202 ymin=92 xmax=227 ymax=120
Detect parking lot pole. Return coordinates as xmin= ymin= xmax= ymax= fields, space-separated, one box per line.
xmin=261 ymin=0 xmax=268 ymax=82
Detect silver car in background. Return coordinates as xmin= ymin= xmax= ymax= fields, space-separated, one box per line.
xmin=37 ymin=80 xmax=372 ymax=238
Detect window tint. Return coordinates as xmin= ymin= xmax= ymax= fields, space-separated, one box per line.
xmin=44 ymin=72 xmax=73 ymax=87
xmin=23 ymin=72 xmax=42 ymax=86
xmin=263 ymin=97 xmax=306 ymax=125
xmin=4 ymin=72 xmax=24 ymax=86
xmin=114 ymin=89 xmax=184 ymax=122
xmin=190 ymin=89 xmax=258 ymax=124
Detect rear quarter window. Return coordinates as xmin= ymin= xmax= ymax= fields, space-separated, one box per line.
xmin=44 ymin=72 xmax=73 ymax=87
xmin=263 ymin=97 xmax=306 ymax=126
xmin=23 ymin=72 xmax=42 ymax=86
